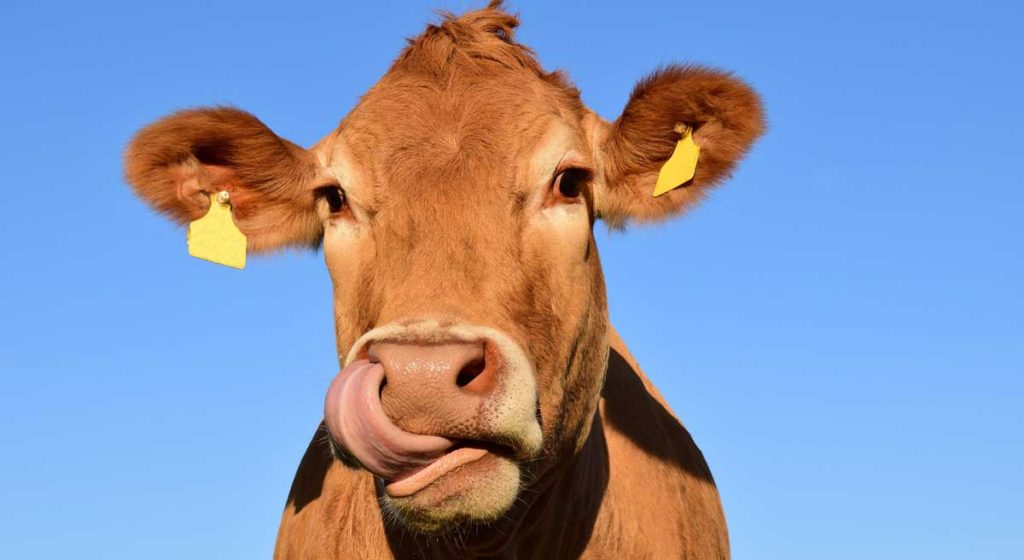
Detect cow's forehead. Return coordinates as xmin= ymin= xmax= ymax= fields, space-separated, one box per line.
xmin=323 ymin=68 xmax=589 ymax=209
xmin=316 ymin=11 xmax=590 ymax=211
xmin=347 ymin=69 xmax=579 ymax=149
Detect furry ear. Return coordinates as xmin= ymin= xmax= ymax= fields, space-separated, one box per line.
xmin=596 ymin=65 xmax=765 ymax=227
xmin=124 ymin=107 xmax=326 ymax=252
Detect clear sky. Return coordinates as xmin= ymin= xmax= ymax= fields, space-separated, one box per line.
xmin=1 ymin=1 xmax=1021 ymax=558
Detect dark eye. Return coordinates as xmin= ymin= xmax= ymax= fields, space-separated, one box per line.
xmin=554 ymin=168 xmax=587 ymax=199
xmin=320 ymin=186 xmax=347 ymax=213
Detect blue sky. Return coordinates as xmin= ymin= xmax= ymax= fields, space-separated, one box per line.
xmin=1 ymin=1 xmax=1021 ymax=558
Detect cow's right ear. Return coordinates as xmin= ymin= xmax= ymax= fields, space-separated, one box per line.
xmin=124 ymin=107 xmax=328 ymax=252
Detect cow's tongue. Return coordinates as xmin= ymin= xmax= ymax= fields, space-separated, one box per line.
xmin=323 ymin=360 xmax=456 ymax=487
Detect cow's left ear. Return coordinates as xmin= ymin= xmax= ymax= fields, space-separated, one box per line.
xmin=593 ymin=65 xmax=765 ymax=227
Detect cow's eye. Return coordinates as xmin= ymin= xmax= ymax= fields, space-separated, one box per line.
xmin=319 ymin=186 xmax=348 ymax=214
xmin=554 ymin=168 xmax=588 ymax=200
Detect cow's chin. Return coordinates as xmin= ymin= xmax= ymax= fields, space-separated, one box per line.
xmin=382 ymin=453 xmax=521 ymax=532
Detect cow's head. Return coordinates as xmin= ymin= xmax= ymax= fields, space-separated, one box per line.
xmin=124 ymin=3 xmax=763 ymax=533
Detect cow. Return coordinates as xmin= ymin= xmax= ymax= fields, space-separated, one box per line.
xmin=124 ymin=2 xmax=763 ymax=558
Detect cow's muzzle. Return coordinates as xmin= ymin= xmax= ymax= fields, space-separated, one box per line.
xmin=323 ymin=322 xmax=543 ymax=500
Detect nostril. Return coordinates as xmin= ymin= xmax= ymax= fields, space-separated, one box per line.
xmin=455 ymin=357 xmax=486 ymax=388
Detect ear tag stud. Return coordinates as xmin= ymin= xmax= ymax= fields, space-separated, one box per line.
xmin=653 ymin=124 xmax=701 ymax=197
xmin=187 ymin=191 xmax=247 ymax=269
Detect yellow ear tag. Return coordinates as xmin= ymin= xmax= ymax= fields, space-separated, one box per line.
xmin=187 ymin=191 xmax=247 ymax=269
xmin=653 ymin=125 xmax=701 ymax=197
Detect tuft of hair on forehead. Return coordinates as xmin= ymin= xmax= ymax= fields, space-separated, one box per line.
xmin=392 ymin=0 xmax=576 ymax=94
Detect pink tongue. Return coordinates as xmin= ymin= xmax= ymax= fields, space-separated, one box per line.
xmin=323 ymin=360 xmax=453 ymax=481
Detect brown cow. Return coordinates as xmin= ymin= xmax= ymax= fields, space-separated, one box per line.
xmin=124 ymin=2 xmax=763 ymax=558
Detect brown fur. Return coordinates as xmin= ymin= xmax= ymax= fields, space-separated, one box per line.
xmin=123 ymin=2 xmax=763 ymax=557
xmin=600 ymin=65 xmax=766 ymax=227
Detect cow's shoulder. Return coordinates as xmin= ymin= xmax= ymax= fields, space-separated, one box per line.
xmin=589 ymin=327 xmax=729 ymax=558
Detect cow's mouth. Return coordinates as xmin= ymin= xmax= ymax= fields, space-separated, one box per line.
xmin=324 ymin=359 xmax=537 ymax=500
xmin=324 ymin=323 xmax=544 ymax=531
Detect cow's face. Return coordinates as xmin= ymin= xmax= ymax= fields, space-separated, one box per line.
xmin=125 ymin=6 xmax=762 ymax=534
